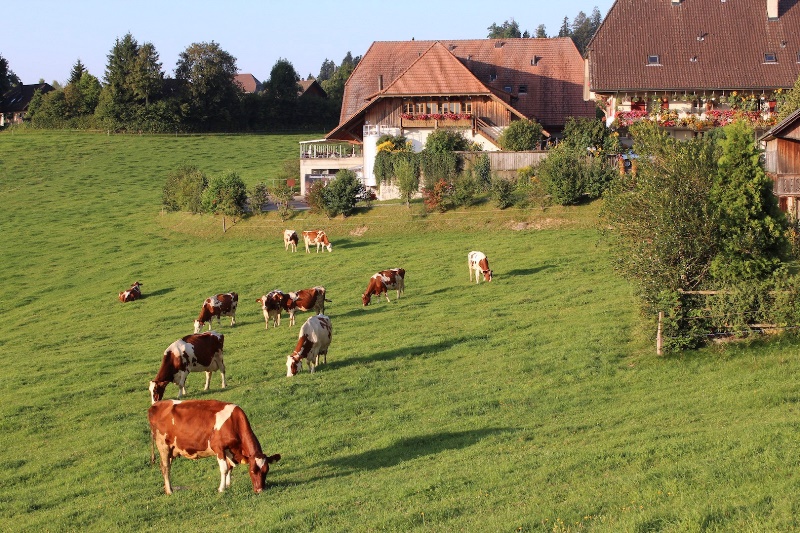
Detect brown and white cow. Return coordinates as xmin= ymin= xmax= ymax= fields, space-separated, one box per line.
xmin=302 ymin=230 xmax=332 ymax=253
xmin=283 ymin=229 xmax=299 ymax=252
xmin=194 ymin=292 xmax=238 ymax=333
xmin=149 ymin=331 xmax=226 ymax=404
xmin=468 ymin=251 xmax=493 ymax=283
xmin=362 ymin=268 xmax=405 ymax=306
xmin=149 ymin=399 xmax=281 ymax=494
xmin=118 ymin=281 xmax=142 ymax=302
xmin=276 ymin=286 xmax=330 ymax=326
xmin=286 ymin=314 xmax=332 ymax=376
xmin=256 ymin=290 xmax=285 ymax=329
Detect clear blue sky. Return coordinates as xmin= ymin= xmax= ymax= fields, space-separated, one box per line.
xmin=2 ymin=0 xmax=613 ymax=85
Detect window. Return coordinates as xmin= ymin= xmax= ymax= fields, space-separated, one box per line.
xmin=519 ymin=85 xmax=528 ymax=94
xmin=414 ymin=102 xmax=425 ymax=114
xmin=647 ymin=55 xmax=661 ymax=65
xmin=764 ymin=52 xmax=777 ymax=63
xmin=489 ymin=73 xmax=497 ymax=81
xmin=531 ymin=56 xmax=541 ymax=66
xmin=464 ymin=102 xmax=473 ymax=114
xmin=403 ymin=102 xmax=414 ymax=113
xmin=503 ymin=85 xmax=512 ymax=93
xmin=425 ymin=102 xmax=438 ymax=114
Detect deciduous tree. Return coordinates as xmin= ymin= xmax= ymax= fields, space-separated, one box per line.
xmin=175 ymin=41 xmax=240 ymax=129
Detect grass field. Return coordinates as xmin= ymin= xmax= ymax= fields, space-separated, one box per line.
xmin=2 ymin=131 xmax=800 ymax=532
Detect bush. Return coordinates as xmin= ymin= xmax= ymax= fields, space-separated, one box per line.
xmin=536 ymin=145 xmax=585 ymax=205
xmin=473 ymin=153 xmax=491 ymax=191
xmin=491 ymin=176 xmax=515 ymax=209
xmin=420 ymin=151 xmax=459 ymax=189
xmin=451 ymin=170 xmax=479 ymax=208
xmin=202 ymin=171 xmax=248 ymax=217
xmin=249 ymin=182 xmax=269 ymax=213
xmin=163 ymin=165 xmax=207 ymax=213
xmin=423 ymin=178 xmax=454 ymax=212
xmin=321 ymin=169 xmax=364 ymax=218
xmin=424 ymin=128 xmax=469 ymax=153
xmin=498 ymin=119 xmax=543 ymax=151
xmin=269 ymin=183 xmax=295 ymax=221
xmin=305 ymin=181 xmax=327 ymax=213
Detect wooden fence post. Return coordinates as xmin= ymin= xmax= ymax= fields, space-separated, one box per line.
xmin=657 ymin=311 xmax=664 ymax=356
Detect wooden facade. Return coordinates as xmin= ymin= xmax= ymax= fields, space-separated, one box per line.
xmin=762 ymin=110 xmax=800 ymax=218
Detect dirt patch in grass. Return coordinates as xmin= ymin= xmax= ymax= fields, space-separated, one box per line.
xmin=509 ymin=218 xmax=569 ymax=231
xmin=350 ymin=225 xmax=368 ymax=237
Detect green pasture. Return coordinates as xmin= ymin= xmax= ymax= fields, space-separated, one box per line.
xmin=1 ymin=131 xmax=800 ymax=532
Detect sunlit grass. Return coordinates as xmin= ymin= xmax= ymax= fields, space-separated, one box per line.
xmin=2 ymin=131 xmax=800 ymax=532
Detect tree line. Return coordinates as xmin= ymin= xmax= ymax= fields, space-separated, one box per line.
xmin=486 ymin=7 xmax=604 ymax=54
xmin=0 ymin=34 xmax=357 ymax=133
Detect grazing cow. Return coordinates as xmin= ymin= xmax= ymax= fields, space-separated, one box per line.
xmin=194 ymin=292 xmax=238 ymax=333
xmin=149 ymin=399 xmax=281 ymax=494
xmin=287 ymin=315 xmax=332 ymax=376
xmin=468 ymin=251 xmax=493 ymax=283
xmin=362 ymin=268 xmax=405 ymax=306
xmin=149 ymin=331 xmax=226 ymax=404
xmin=283 ymin=229 xmax=299 ymax=252
xmin=256 ymin=290 xmax=285 ymax=329
xmin=277 ymin=286 xmax=330 ymax=326
xmin=118 ymin=281 xmax=142 ymax=302
xmin=302 ymin=230 xmax=332 ymax=253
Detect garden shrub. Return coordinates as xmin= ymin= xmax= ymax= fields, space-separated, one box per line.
xmin=163 ymin=164 xmax=207 ymax=213
xmin=321 ymin=169 xmax=364 ymax=218
xmin=202 ymin=171 xmax=248 ymax=217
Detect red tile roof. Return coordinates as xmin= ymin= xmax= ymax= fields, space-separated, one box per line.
xmin=234 ymin=74 xmax=263 ymax=94
xmin=339 ymin=38 xmax=594 ymax=129
xmin=588 ymin=0 xmax=800 ymax=93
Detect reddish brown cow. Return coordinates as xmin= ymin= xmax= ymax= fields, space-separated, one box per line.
xmin=149 ymin=331 xmax=226 ymax=404
xmin=149 ymin=399 xmax=281 ymax=494
xmin=256 ymin=290 xmax=285 ymax=329
xmin=468 ymin=251 xmax=493 ymax=283
xmin=287 ymin=315 xmax=332 ymax=376
xmin=362 ymin=268 xmax=405 ymax=306
xmin=274 ymin=286 xmax=330 ymax=326
xmin=118 ymin=281 xmax=142 ymax=302
xmin=194 ymin=292 xmax=238 ymax=333
xmin=302 ymin=230 xmax=332 ymax=253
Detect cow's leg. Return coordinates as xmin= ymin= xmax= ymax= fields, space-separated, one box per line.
xmin=176 ymin=372 xmax=187 ymax=398
xmin=218 ymin=357 xmax=227 ymax=388
xmin=384 ymin=292 xmax=391 ymax=303
xmin=230 ymin=311 xmax=236 ymax=327
xmin=469 ymin=261 xmax=473 ymax=282
xmin=204 ymin=371 xmax=212 ymax=390
xmin=157 ymin=443 xmax=173 ymax=495
xmin=217 ymin=457 xmax=231 ymax=493
xmin=289 ymin=310 xmax=295 ymax=327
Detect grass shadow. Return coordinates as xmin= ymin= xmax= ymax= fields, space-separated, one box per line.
xmin=325 ymin=428 xmax=510 ymax=473
xmin=142 ymin=287 xmax=175 ymax=299
xmin=505 ymin=264 xmax=556 ymax=277
xmin=333 ymin=238 xmax=373 ymax=250
xmin=333 ymin=303 xmax=394 ymax=319
xmin=332 ymin=336 xmax=470 ymax=368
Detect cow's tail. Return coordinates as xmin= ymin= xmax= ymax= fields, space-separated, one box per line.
xmin=324 ymin=298 xmax=332 ymax=303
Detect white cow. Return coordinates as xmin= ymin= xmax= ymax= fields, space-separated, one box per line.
xmin=283 ymin=229 xmax=298 ymax=252
xmin=468 ymin=251 xmax=493 ymax=283
xmin=286 ymin=315 xmax=332 ymax=376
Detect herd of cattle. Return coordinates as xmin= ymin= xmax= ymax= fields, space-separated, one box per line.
xmin=122 ymin=230 xmax=492 ymax=495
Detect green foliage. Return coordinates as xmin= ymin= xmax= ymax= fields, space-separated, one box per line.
xmin=269 ymin=182 xmax=295 ymax=221
xmin=450 ymin=170 xmax=479 ymax=208
xmin=536 ymin=145 xmax=586 ymax=205
xmin=487 ymin=18 xmax=523 ymax=38
xmin=498 ymin=119 xmax=543 ymax=151
xmin=709 ymin=120 xmax=790 ymax=283
xmin=422 ymin=178 xmax=453 ymax=212
xmin=562 ymin=117 xmax=610 ymax=152
xmin=304 ymin=180 xmax=327 ymax=213
xmin=249 ymin=182 xmax=270 ymax=213
xmin=473 ymin=153 xmax=491 ymax=191
xmin=420 ymin=151 xmax=459 ymax=190
xmin=601 ymin=121 xmax=720 ymax=310
xmin=491 ymin=176 xmax=516 ymax=209
xmin=202 ymin=170 xmax=248 ymax=217
xmin=0 ymin=52 xmax=20 ymax=96
xmin=394 ymin=155 xmax=420 ymax=207
xmin=776 ymin=73 xmax=800 ymax=122
xmin=320 ymin=51 xmax=360 ymax=104
xmin=162 ymin=164 xmax=208 ymax=213
xmin=321 ymin=169 xmax=364 ymax=218
xmin=424 ymin=128 xmax=469 ymax=153
xmin=175 ymin=41 xmax=241 ymax=130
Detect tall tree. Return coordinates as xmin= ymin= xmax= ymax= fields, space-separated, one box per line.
xmin=0 ymin=53 xmax=21 ymax=95
xmin=570 ymin=11 xmax=594 ymax=54
xmin=103 ymin=33 xmax=140 ymax=103
xmin=264 ymin=58 xmax=300 ymax=102
xmin=321 ymin=52 xmax=360 ymax=105
xmin=535 ymin=25 xmax=548 ymax=38
xmin=68 ymin=59 xmax=86 ymax=86
xmin=131 ymin=42 xmax=163 ymax=106
xmin=777 ymin=73 xmax=800 ymax=122
xmin=558 ymin=17 xmax=571 ymax=37
xmin=487 ymin=19 xmax=522 ymax=39
xmin=175 ymin=41 xmax=240 ymax=129
xmin=318 ymin=58 xmax=335 ymax=82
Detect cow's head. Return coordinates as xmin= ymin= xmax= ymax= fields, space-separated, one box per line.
xmin=323 ymin=242 xmax=332 ymax=252
xmin=286 ymin=355 xmax=302 ymax=376
xmin=193 ymin=320 xmax=203 ymax=334
xmin=249 ymin=453 xmax=281 ymax=493
xmin=483 ymin=269 xmax=493 ymax=282
xmin=362 ymin=292 xmax=371 ymax=306
xmin=149 ymin=380 xmax=168 ymax=404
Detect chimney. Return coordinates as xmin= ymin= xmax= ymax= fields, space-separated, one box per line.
xmin=767 ymin=0 xmax=779 ymax=20
xmin=378 ymin=75 xmax=383 ymax=91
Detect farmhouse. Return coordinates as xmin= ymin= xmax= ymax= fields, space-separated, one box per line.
xmin=300 ymin=38 xmax=593 ymax=198
xmin=234 ymin=73 xmax=263 ymax=94
xmin=762 ymin=109 xmax=800 ymax=218
xmin=0 ymin=83 xmax=54 ymax=126
xmin=585 ymin=0 xmax=800 ymax=143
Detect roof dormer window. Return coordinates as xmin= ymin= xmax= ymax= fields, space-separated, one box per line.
xmin=647 ymin=55 xmax=661 ymax=66
xmin=503 ymin=85 xmax=512 ymax=93
xmin=489 ymin=73 xmax=497 ymax=82
xmin=764 ymin=52 xmax=778 ymax=63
